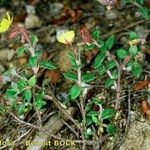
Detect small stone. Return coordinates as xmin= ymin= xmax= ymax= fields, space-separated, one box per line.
xmin=50 ymin=3 xmax=63 ymax=16
xmin=105 ymin=10 xmax=118 ymax=20
xmin=25 ymin=14 xmax=43 ymax=29
xmin=0 ymin=48 xmax=15 ymax=61
xmin=26 ymin=5 xmax=35 ymax=14
xmin=134 ymin=11 xmax=141 ymax=18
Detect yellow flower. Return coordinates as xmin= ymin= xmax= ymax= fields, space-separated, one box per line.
xmin=129 ymin=39 xmax=140 ymax=46
xmin=0 ymin=12 xmax=13 ymax=33
xmin=57 ymin=30 xmax=75 ymax=44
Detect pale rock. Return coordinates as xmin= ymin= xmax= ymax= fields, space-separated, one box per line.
xmin=105 ymin=10 xmax=118 ymax=20
xmin=26 ymin=5 xmax=35 ymax=14
xmin=134 ymin=11 xmax=141 ymax=18
xmin=120 ymin=118 xmax=150 ymax=150
xmin=25 ymin=14 xmax=43 ymax=29
xmin=0 ymin=48 xmax=15 ymax=61
xmin=50 ymin=3 xmax=63 ymax=16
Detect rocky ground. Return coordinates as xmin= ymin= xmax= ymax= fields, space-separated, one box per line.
xmin=0 ymin=0 xmax=150 ymax=150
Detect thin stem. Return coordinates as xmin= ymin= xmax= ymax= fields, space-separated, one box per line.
xmin=9 ymin=112 xmax=40 ymax=130
xmin=77 ymin=48 xmax=82 ymax=86
xmin=115 ymin=65 xmax=121 ymax=109
xmin=77 ymin=48 xmax=86 ymax=150
xmin=77 ymin=48 xmax=86 ymax=126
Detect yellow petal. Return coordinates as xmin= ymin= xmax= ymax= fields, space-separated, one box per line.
xmin=57 ymin=30 xmax=75 ymax=44
xmin=0 ymin=12 xmax=13 ymax=33
xmin=129 ymin=39 xmax=140 ymax=46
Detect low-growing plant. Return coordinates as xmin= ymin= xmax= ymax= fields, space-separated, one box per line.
xmin=2 ymin=25 xmax=57 ymax=116
xmin=60 ymin=26 xmax=146 ymax=138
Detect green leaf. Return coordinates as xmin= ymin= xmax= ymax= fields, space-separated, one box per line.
xmin=86 ymin=118 xmax=93 ymax=126
xmin=85 ymin=101 xmax=93 ymax=112
xmin=29 ymin=56 xmax=38 ymax=67
xmin=84 ymin=128 xmax=93 ymax=139
xmin=105 ymin=35 xmax=115 ymax=50
xmin=132 ymin=61 xmax=142 ymax=78
xmin=105 ymin=78 xmax=115 ymax=88
xmin=23 ymin=89 xmax=32 ymax=102
xmin=93 ymin=52 xmax=106 ymax=69
xmin=28 ymin=75 xmax=36 ymax=87
xmin=129 ymin=32 xmax=138 ymax=40
xmin=6 ymin=89 xmax=18 ymax=96
xmin=100 ymin=44 xmax=108 ymax=52
xmin=34 ymin=99 xmax=46 ymax=109
xmin=11 ymin=82 xmax=18 ymax=89
xmin=39 ymin=60 xmax=57 ymax=70
xmin=97 ymin=65 xmax=106 ymax=76
xmin=34 ymin=94 xmax=46 ymax=109
xmin=67 ymin=52 xmax=76 ymax=61
xmin=126 ymin=59 xmax=134 ymax=68
xmin=92 ymin=98 xmax=103 ymax=105
xmin=136 ymin=0 xmax=144 ymax=5
xmin=98 ymin=39 xmax=105 ymax=47
xmin=107 ymin=61 xmax=116 ymax=70
xmin=129 ymin=45 xmax=138 ymax=56
xmin=67 ymin=52 xmax=79 ymax=69
xmin=16 ymin=47 xmax=25 ymax=56
xmin=17 ymin=104 xmax=25 ymax=115
xmin=139 ymin=7 xmax=149 ymax=20
xmin=5 ymin=88 xmax=19 ymax=102
xmin=87 ymin=111 xmax=98 ymax=117
xmin=17 ymin=79 xmax=27 ymax=91
xmin=106 ymin=124 xmax=116 ymax=136
xmin=31 ymin=34 xmax=38 ymax=46
xmin=111 ymin=69 xmax=118 ymax=79
xmin=82 ymin=73 xmax=96 ymax=82
xmin=102 ymin=109 xmax=116 ymax=120
xmin=69 ymin=84 xmax=81 ymax=100
xmin=116 ymin=49 xmax=128 ymax=59
xmin=92 ymin=30 xmax=100 ymax=40
xmin=63 ymin=72 xmax=78 ymax=81
xmin=92 ymin=115 xmax=99 ymax=124
xmin=85 ymin=44 xmax=95 ymax=51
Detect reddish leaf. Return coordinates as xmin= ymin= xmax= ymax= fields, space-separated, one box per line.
xmin=134 ymin=80 xmax=149 ymax=91
xmin=17 ymin=57 xmax=28 ymax=65
xmin=29 ymin=0 xmax=40 ymax=5
xmin=70 ymin=9 xmax=83 ymax=23
xmin=141 ymin=100 xmax=150 ymax=117
xmin=45 ymin=70 xmax=61 ymax=84
xmin=50 ymin=6 xmax=82 ymax=25
xmin=14 ymin=14 xmax=27 ymax=22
